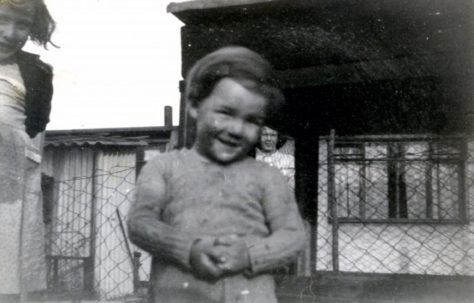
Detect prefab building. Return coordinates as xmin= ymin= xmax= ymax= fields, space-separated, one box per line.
xmin=40 ymin=127 xmax=174 ymax=300
xmin=167 ymin=0 xmax=474 ymax=301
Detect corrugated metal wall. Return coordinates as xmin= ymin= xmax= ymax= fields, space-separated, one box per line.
xmin=42 ymin=146 xmax=95 ymax=292
xmin=42 ymin=146 xmax=153 ymax=299
xmin=94 ymin=149 xmax=137 ymax=298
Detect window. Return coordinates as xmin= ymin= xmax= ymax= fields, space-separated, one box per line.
xmin=331 ymin=136 xmax=466 ymax=223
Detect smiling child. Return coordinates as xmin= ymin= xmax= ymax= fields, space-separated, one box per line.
xmin=128 ymin=46 xmax=305 ymax=303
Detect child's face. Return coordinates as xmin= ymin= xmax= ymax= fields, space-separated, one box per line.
xmin=190 ymin=78 xmax=267 ymax=164
xmin=0 ymin=3 xmax=35 ymax=61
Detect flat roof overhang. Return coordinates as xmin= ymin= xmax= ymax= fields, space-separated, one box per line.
xmin=168 ymin=0 xmax=473 ymax=84
xmin=168 ymin=0 xmax=474 ymax=136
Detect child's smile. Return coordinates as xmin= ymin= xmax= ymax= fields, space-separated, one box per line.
xmin=190 ymin=78 xmax=267 ymax=164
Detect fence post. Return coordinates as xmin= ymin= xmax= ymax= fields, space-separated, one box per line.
xmin=164 ymin=106 xmax=173 ymax=128
xmin=295 ymin=131 xmax=320 ymax=276
xmin=328 ymin=129 xmax=339 ymax=272
xmin=85 ymin=150 xmax=98 ymax=295
xmin=459 ymin=138 xmax=467 ymax=222
xmin=177 ymin=80 xmax=191 ymax=148
xmin=132 ymin=251 xmax=142 ymax=294
xmin=52 ymin=257 xmax=59 ymax=290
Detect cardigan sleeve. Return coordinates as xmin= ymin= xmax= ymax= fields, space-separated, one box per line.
xmin=246 ymin=166 xmax=306 ymax=275
xmin=24 ymin=61 xmax=53 ymax=138
xmin=127 ymin=155 xmax=198 ymax=270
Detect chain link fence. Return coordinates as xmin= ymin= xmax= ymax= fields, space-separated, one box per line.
xmin=316 ymin=132 xmax=474 ymax=276
xmin=42 ymin=134 xmax=474 ymax=301
xmin=43 ymin=149 xmax=151 ymax=301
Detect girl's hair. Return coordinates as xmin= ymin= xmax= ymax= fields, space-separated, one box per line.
xmin=31 ymin=0 xmax=56 ymax=48
xmin=185 ymin=46 xmax=285 ymax=121
xmin=5 ymin=0 xmax=56 ymax=48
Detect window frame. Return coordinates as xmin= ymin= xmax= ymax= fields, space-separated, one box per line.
xmin=328 ymin=135 xmax=468 ymax=225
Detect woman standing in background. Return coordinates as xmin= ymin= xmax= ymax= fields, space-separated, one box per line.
xmin=0 ymin=1 xmax=56 ymax=302
xmin=256 ymin=126 xmax=295 ymax=189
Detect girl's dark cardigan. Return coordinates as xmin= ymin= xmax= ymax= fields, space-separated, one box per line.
xmin=17 ymin=51 xmax=53 ymax=138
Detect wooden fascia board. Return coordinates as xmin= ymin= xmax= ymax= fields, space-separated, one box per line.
xmin=167 ymin=0 xmax=276 ymax=14
xmin=277 ymin=55 xmax=469 ymax=88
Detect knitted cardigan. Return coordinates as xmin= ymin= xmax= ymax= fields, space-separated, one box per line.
xmin=17 ymin=51 xmax=53 ymax=138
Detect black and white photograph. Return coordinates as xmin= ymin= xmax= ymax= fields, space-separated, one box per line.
xmin=0 ymin=0 xmax=473 ymax=302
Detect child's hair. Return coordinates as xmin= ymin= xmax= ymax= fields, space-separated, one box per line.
xmin=185 ymin=46 xmax=285 ymax=120
xmin=3 ymin=0 xmax=56 ymax=48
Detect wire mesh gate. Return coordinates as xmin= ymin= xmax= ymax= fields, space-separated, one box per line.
xmin=318 ymin=131 xmax=474 ymax=276
xmin=42 ymin=149 xmax=151 ymax=301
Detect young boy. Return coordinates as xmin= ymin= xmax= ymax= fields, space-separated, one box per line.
xmin=127 ymin=46 xmax=305 ymax=303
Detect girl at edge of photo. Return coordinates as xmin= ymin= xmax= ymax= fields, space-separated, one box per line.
xmin=0 ymin=1 xmax=56 ymax=302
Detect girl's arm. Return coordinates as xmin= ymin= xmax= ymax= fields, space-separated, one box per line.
xmin=245 ymin=167 xmax=306 ymax=275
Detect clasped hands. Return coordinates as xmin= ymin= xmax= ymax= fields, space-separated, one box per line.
xmin=190 ymin=234 xmax=250 ymax=280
